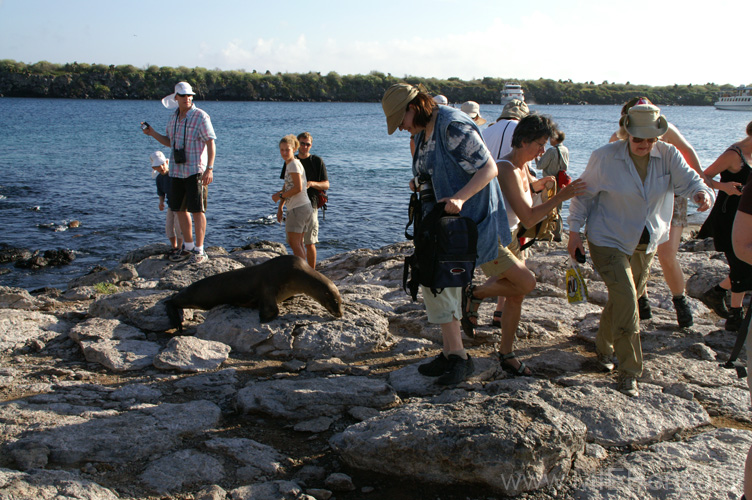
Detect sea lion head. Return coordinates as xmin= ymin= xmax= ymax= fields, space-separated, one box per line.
xmin=322 ymin=281 xmax=344 ymax=318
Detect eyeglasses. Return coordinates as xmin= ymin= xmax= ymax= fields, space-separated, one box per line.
xmin=176 ymin=93 xmax=192 ymax=97
xmin=299 ymin=142 xmax=312 ymax=146
xmin=631 ymin=137 xmax=657 ymax=144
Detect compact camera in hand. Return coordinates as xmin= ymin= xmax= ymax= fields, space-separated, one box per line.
xmin=173 ymin=148 xmax=187 ymax=164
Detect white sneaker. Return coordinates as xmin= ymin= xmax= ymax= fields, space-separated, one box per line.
xmin=596 ymin=353 xmax=615 ymax=372
xmin=189 ymin=250 xmax=208 ymax=264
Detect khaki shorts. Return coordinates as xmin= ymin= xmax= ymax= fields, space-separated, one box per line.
xmin=479 ymin=241 xmax=521 ymax=278
xmin=671 ymin=196 xmax=688 ymax=227
xmin=304 ymin=204 xmax=320 ymax=245
xmin=286 ymin=204 xmax=313 ymax=234
xmin=422 ymin=286 xmax=462 ymax=324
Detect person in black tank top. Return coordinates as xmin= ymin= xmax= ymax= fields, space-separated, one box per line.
xmin=701 ymin=120 xmax=752 ymax=331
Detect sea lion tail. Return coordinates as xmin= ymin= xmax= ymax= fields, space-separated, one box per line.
xmin=165 ymin=298 xmax=184 ymax=333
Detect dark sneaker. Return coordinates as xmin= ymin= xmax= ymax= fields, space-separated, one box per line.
xmin=418 ymin=353 xmax=451 ymax=377
xmin=596 ymin=352 xmax=615 ymax=372
xmin=672 ymin=295 xmax=694 ymax=328
xmin=637 ymin=295 xmax=652 ymax=320
xmin=726 ymin=307 xmax=744 ymax=332
xmin=702 ymin=286 xmax=730 ymax=318
xmin=617 ymin=376 xmax=639 ymax=397
xmin=169 ymin=249 xmax=192 ymax=262
xmin=436 ymin=354 xmax=474 ymax=386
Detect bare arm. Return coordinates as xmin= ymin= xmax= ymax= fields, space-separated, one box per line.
xmin=438 ymin=157 xmax=498 ymax=214
xmin=703 ymin=150 xmax=744 ymax=195
xmin=202 ymin=139 xmax=215 ymax=186
xmin=499 ymin=163 xmax=586 ymax=228
xmin=308 ymin=180 xmax=330 ymax=191
xmin=141 ymin=123 xmax=171 ymax=148
xmin=663 ymin=123 xmax=709 ymax=184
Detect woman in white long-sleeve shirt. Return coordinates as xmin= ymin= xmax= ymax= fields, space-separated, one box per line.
xmin=568 ymin=104 xmax=714 ymax=397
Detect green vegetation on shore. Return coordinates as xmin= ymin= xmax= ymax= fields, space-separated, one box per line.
xmin=0 ymin=59 xmax=734 ymax=105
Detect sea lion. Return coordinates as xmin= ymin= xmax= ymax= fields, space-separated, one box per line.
xmin=165 ymin=255 xmax=343 ymax=332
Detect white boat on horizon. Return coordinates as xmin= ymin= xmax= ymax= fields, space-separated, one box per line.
xmin=714 ymin=85 xmax=752 ymax=111
xmin=500 ymin=82 xmax=524 ymax=105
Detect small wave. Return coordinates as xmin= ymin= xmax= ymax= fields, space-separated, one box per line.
xmin=248 ymin=215 xmax=278 ymax=226
xmin=37 ymin=222 xmax=68 ymax=232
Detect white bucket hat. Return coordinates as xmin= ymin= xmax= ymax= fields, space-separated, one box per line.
xmin=621 ymin=104 xmax=668 ymax=139
xmin=150 ymin=151 xmax=167 ymax=178
xmin=461 ymin=101 xmax=486 ymax=125
xmin=162 ymin=82 xmax=195 ymax=109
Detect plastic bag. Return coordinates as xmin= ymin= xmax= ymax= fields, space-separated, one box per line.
xmin=566 ymin=258 xmax=588 ymax=304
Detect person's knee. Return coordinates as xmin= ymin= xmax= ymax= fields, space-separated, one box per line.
xmin=519 ymin=269 xmax=536 ymax=295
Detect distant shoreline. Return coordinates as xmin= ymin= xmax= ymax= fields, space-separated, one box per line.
xmin=0 ymin=59 xmax=729 ymax=106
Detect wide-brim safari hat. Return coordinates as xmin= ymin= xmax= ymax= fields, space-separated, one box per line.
xmin=499 ymin=99 xmax=529 ymax=120
xmin=621 ymin=103 xmax=668 ymax=138
xmin=382 ymin=83 xmax=419 ymax=135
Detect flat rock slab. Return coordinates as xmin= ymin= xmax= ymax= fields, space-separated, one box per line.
xmin=139 ymin=449 xmax=224 ymax=494
xmin=236 ymin=375 xmax=400 ymax=419
xmin=205 ymin=437 xmax=286 ymax=481
xmin=574 ymin=428 xmax=752 ymax=500
xmin=8 ymin=400 xmax=221 ymax=466
xmin=0 ymin=309 xmax=69 ymax=352
xmin=542 ymin=378 xmax=711 ymax=447
xmin=329 ymin=395 xmax=587 ymax=495
xmin=80 ymin=338 xmax=161 ymax=372
xmin=153 ymin=336 xmax=231 ymax=372
xmin=88 ymin=289 xmax=174 ymax=332
xmin=0 ymin=467 xmax=119 ymax=499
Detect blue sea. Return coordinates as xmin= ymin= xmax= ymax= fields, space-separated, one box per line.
xmin=1 ymin=98 xmax=750 ymax=290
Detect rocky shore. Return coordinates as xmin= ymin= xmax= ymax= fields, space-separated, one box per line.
xmin=0 ymin=235 xmax=749 ymax=500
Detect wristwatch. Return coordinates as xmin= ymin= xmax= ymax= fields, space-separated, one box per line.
xmin=207 ymin=165 xmax=214 ymax=170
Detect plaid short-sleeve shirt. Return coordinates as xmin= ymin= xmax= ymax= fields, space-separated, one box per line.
xmin=166 ymin=105 xmax=216 ymax=178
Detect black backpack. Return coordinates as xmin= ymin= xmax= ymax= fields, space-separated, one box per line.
xmin=403 ymin=193 xmax=478 ymax=301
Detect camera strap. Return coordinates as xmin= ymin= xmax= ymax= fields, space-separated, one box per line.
xmin=172 ymin=109 xmax=188 ymax=149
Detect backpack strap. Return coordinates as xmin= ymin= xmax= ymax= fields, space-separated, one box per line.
xmin=555 ymin=145 xmax=569 ymax=171
xmin=720 ymin=306 xmax=752 ymax=378
xmin=496 ymin=122 xmax=513 ymax=160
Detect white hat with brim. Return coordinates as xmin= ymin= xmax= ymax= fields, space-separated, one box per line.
xmin=162 ymin=82 xmax=195 ymax=110
xmin=150 ymin=150 xmax=168 ymax=178
xmin=461 ymin=101 xmax=486 ymax=125
xmin=622 ymin=104 xmax=669 ymax=139
xmin=382 ymin=83 xmax=419 ymax=135
xmin=433 ymin=95 xmax=448 ymax=106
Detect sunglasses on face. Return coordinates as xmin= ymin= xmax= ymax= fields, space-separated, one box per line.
xmin=631 ymin=137 xmax=657 ymax=144
xmin=176 ymin=94 xmax=192 ymax=97
xmin=299 ymin=142 xmax=312 ymax=146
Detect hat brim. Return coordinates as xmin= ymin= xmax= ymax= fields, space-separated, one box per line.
xmin=386 ymin=108 xmax=406 ymax=135
xmin=475 ymin=116 xmax=487 ymax=126
xmin=625 ymin=115 xmax=669 ymax=139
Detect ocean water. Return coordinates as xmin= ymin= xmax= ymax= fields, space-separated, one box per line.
xmin=1 ymin=98 xmax=749 ymax=290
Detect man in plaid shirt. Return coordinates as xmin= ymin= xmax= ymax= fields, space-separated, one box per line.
xmin=142 ymin=82 xmax=216 ymax=263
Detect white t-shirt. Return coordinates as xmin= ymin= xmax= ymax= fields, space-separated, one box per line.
xmin=283 ymin=159 xmax=310 ymax=209
xmin=482 ymin=119 xmax=518 ymax=162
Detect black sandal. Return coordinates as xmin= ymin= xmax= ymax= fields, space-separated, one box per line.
xmin=499 ymin=351 xmax=532 ymax=377
xmin=461 ymin=284 xmax=482 ymax=338
xmin=491 ymin=310 xmax=502 ymax=327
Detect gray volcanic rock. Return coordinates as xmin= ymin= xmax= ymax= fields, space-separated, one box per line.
xmin=0 ymin=286 xmax=40 ymax=310
xmin=68 ymin=263 xmax=137 ymax=288
xmin=0 ymin=309 xmax=69 ymax=353
xmin=153 ymin=336 xmax=231 ymax=372
xmin=88 ymin=289 xmax=173 ymax=331
xmin=205 ymin=437 xmax=286 ymax=481
xmin=329 ymin=395 xmax=587 ymax=495
xmin=237 ymin=376 xmax=400 ymax=419
xmin=156 ymin=256 xmax=245 ymax=290
xmin=573 ymin=428 xmax=752 ymax=499
xmin=0 ymin=467 xmax=119 ymax=499
xmin=8 ymin=400 xmax=221 ymax=465
xmin=542 ymin=378 xmax=711 ymax=447
xmin=139 ymin=449 xmax=224 ymax=494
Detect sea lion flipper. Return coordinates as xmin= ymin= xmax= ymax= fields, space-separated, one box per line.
xmin=165 ymin=299 xmax=184 ymax=333
xmin=258 ymin=298 xmax=279 ymax=323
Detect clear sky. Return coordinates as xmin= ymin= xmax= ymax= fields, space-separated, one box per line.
xmin=1 ymin=0 xmax=749 ymax=87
